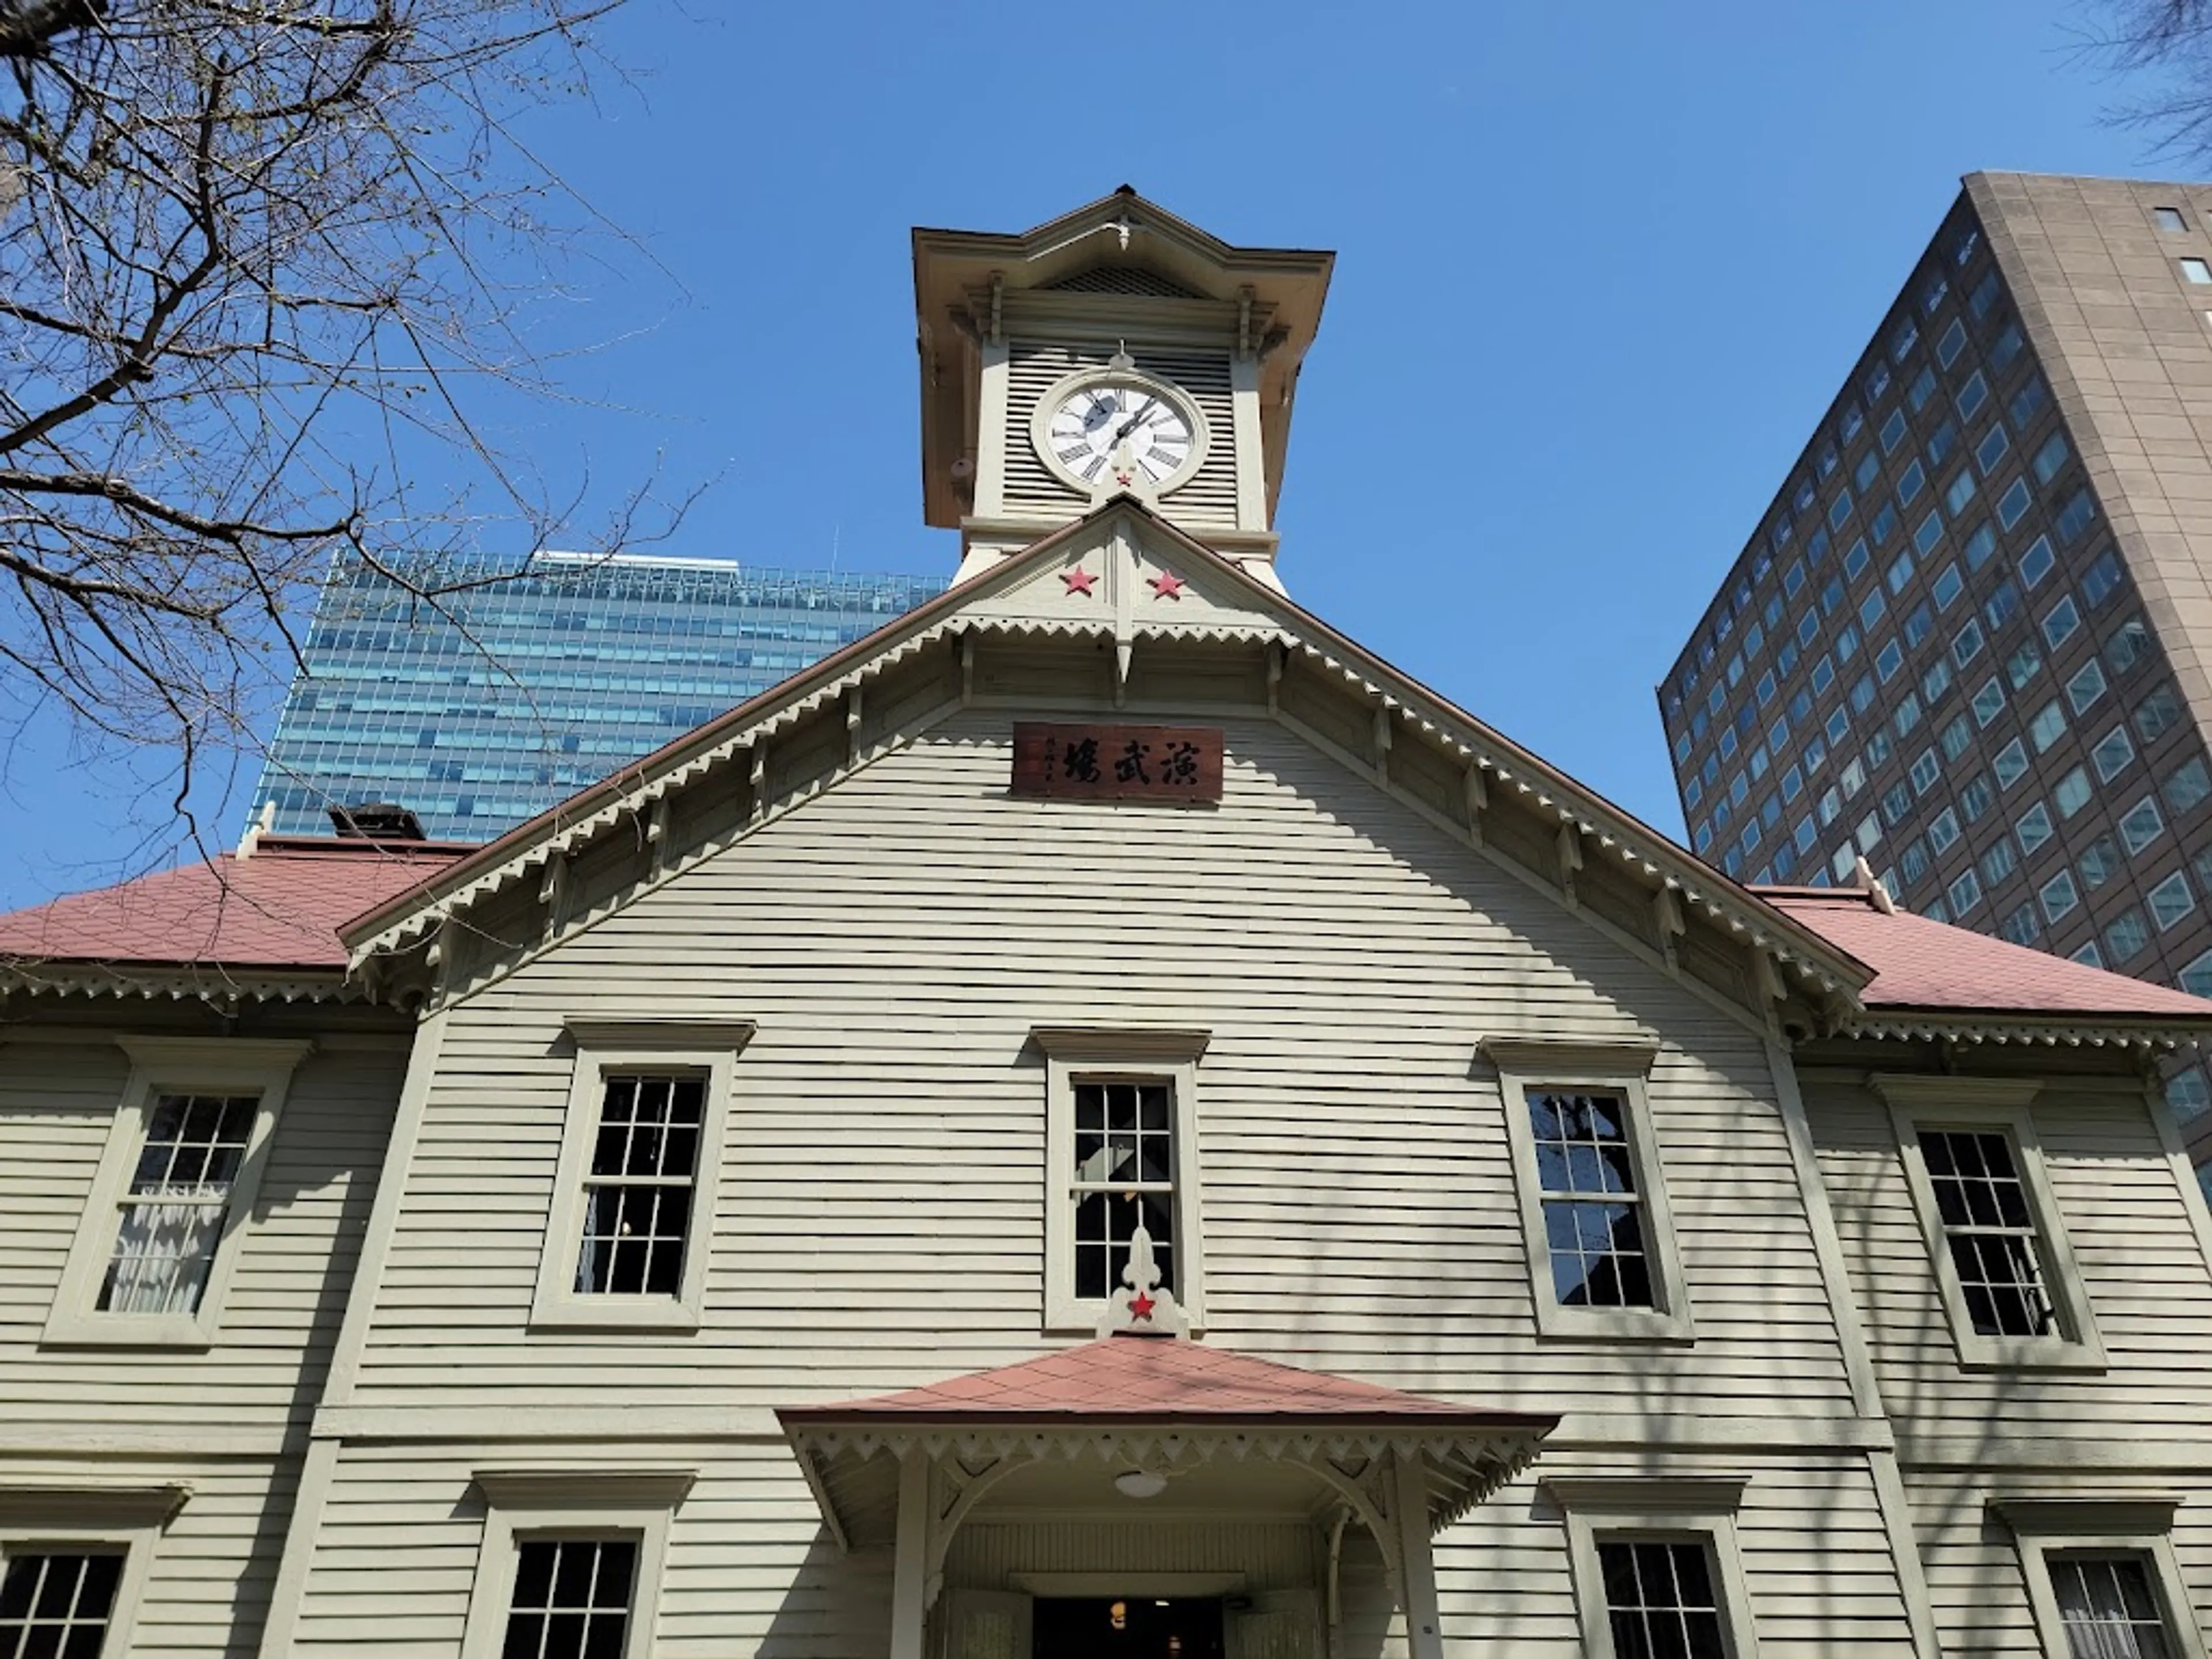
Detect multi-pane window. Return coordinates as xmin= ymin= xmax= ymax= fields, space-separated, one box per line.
xmin=1072 ymin=1080 xmax=1176 ymax=1301
xmin=1528 ymin=1090 xmax=1651 ymax=1309
xmin=575 ymin=1074 xmax=704 ymax=1297
xmin=1597 ymin=1539 xmax=1729 ymax=1659
xmin=0 ymin=1551 xmax=123 ymax=1659
xmin=503 ymin=1537 xmax=637 ymax=1659
xmin=1918 ymin=1129 xmax=2059 ymax=1339
xmin=2017 ymin=803 xmax=2054 ymax=857
xmin=100 ymin=1093 xmax=257 ymax=1315
xmin=2048 ymin=1553 xmax=2174 ymax=1659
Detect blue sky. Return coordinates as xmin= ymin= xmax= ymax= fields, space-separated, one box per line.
xmin=0 ymin=1 xmax=2183 ymax=906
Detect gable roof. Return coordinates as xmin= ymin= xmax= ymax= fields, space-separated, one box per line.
xmin=339 ymin=497 xmax=1874 ymax=1009
xmin=777 ymin=1332 xmax=1554 ymax=1432
xmin=1759 ymin=886 xmax=2212 ymax=1028
xmin=0 ymin=835 xmax=470 ymax=999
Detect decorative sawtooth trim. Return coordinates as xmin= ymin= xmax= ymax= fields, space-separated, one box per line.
xmin=0 ymin=965 xmax=368 ymax=1007
xmin=1840 ymin=1018 xmax=2196 ymax=1049
xmin=1283 ymin=640 xmax=1847 ymax=995
xmin=786 ymin=1423 xmax=1546 ymax=1525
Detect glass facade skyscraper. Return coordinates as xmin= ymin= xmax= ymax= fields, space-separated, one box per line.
xmin=1658 ymin=172 xmax=2212 ymax=1173
xmin=253 ymin=550 xmax=945 ymax=842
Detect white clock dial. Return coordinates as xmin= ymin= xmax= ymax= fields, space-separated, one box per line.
xmin=1042 ymin=377 xmax=1198 ymax=491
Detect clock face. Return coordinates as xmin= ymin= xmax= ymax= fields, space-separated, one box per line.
xmin=1041 ymin=377 xmax=1199 ymax=492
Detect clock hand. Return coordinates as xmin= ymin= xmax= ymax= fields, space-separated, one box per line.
xmin=1115 ymin=397 xmax=1158 ymax=442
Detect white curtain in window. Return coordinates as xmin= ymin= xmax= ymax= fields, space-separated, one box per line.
xmin=102 ymin=1196 xmax=227 ymax=1313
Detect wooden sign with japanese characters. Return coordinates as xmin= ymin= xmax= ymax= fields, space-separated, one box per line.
xmin=1010 ymin=722 xmax=1224 ymax=803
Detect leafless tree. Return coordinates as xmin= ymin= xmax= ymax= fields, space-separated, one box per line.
xmin=2078 ymin=0 xmax=2212 ymax=164
xmin=0 ymin=0 xmax=683 ymax=843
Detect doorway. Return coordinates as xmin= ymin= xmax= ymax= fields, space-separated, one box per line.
xmin=1032 ymin=1596 xmax=1225 ymax=1659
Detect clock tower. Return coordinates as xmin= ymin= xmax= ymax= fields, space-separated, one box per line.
xmin=913 ymin=188 xmax=1334 ymax=591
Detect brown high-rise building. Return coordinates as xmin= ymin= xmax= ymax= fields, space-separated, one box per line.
xmin=1661 ymin=173 xmax=2212 ymax=1172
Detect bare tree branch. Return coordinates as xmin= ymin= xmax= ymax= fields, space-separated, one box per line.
xmin=2073 ymin=0 xmax=2212 ymax=163
xmin=0 ymin=0 xmax=689 ymax=853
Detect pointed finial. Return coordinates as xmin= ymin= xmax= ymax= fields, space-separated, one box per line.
xmin=1097 ymin=1222 xmax=1189 ymax=1337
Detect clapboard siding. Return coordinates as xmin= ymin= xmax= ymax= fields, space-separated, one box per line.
xmin=0 ymin=1040 xmax=403 ymax=1431
xmin=1907 ymin=1472 xmax=2212 ymax=1657
xmin=293 ymin=1444 xmax=878 ymax=1659
xmin=293 ymin=1445 xmax=1912 ymax=1657
xmin=1434 ymin=1452 xmax=1917 ymax=1655
xmin=347 ymin=714 xmax=1855 ymax=1415
xmin=1803 ymin=1074 xmax=2212 ymax=1441
xmin=0 ymin=1453 xmax=297 ymax=1659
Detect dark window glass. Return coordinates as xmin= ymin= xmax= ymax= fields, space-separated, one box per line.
xmin=502 ymin=1537 xmax=636 ymax=1659
xmin=1072 ymin=1080 xmax=1176 ymax=1299
xmin=2048 ymin=1552 xmax=2173 ymax=1658
xmin=574 ymin=1074 xmax=705 ymax=1297
xmin=1597 ymin=1538 xmax=1729 ymax=1659
xmin=1527 ymin=1090 xmax=1653 ymax=1310
xmin=2055 ymin=488 xmax=2098 ymax=547
xmin=0 ymin=1552 xmax=124 ymax=1659
xmin=1918 ymin=1130 xmax=2059 ymax=1338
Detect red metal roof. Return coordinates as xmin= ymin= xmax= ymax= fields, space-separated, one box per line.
xmin=1756 ymin=886 xmax=2212 ymax=1021
xmin=778 ymin=1333 xmax=1556 ymax=1430
xmin=0 ymin=836 xmax=467 ymax=972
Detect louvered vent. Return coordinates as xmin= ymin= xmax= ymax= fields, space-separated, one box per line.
xmin=1044 ymin=265 xmax=1202 ymax=299
xmin=1005 ymin=340 xmax=1239 ymax=530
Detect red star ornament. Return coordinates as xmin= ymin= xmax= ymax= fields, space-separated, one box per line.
xmin=1128 ymin=1290 xmax=1157 ymax=1321
xmin=1147 ymin=570 xmax=1187 ymax=600
xmin=1061 ymin=566 xmax=1098 ymax=597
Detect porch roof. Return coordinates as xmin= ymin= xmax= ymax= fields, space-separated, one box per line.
xmin=778 ymin=1336 xmax=1557 ymax=1550
xmin=777 ymin=1332 xmax=1556 ymax=1434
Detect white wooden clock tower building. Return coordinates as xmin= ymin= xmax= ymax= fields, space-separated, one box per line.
xmin=5 ymin=189 xmax=2212 ymax=1659
xmin=915 ymin=186 xmax=1332 ymax=587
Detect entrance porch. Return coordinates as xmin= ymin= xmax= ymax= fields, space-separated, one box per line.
xmin=778 ymin=1333 xmax=1556 ymax=1658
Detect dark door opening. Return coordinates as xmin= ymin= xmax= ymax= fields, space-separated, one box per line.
xmin=1032 ymin=1596 xmax=1226 ymax=1659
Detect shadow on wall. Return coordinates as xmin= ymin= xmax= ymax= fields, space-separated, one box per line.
xmin=227 ymin=1054 xmax=392 ymax=1658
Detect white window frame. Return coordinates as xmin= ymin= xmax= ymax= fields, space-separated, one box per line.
xmin=0 ymin=1483 xmax=190 ymax=1659
xmin=42 ymin=1037 xmax=311 ymax=1349
xmin=1543 ymin=1477 xmax=1759 ymax=1659
xmin=529 ymin=1020 xmax=753 ymax=1335
xmin=1991 ymin=1495 xmax=2207 ymax=1659
xmin=1033 ymin=1025 xmax=1209 ymax=1336
xmin=461 ymin=1468 xmax=693 ymax=1659
xmin=1877 ymin=1075 xmax=2105 ymax=1371
xmin=1486 ymin=1038 xmax=1693 ymax=1343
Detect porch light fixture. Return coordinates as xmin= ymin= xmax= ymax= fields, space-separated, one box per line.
xmin=1113 ymin=1469 xmax=1168 ymax=1499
